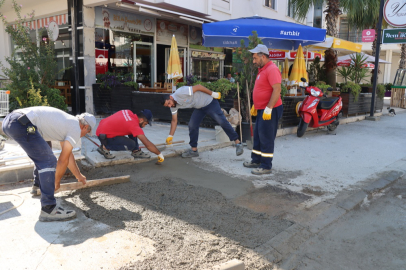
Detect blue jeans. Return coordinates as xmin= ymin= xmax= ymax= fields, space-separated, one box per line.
xmin=2 ymin=112 xmax=57 ymax=207
xmin=99 ymin=134 xmax=139 ymax=152
xmin=189 ymin=99 xmax=239 ymax=148
xmin=251 ymin=105 xmax=283 ymax=170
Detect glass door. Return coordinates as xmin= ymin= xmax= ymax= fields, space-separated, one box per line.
xmin=133 ymin=41 xmax=154 ymax=87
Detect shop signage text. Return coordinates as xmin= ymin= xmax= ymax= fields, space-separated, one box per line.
xmin=382 ymin=28 xmax=406 ymax=44
xmin=95 ymin=7 xmax=155 ymax=34
xmin=362 ymin=29 xmax=375 ymax=42
xmin=384 ymin=0 xmax=406 ymax=27
xmin=192 ymin=51 xmax=225 ymax=60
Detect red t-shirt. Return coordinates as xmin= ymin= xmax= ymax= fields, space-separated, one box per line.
xmin=252 ymin=61 xmax=283 ymax=110
xmin=96 ymin=110 xmax=144 ymax=138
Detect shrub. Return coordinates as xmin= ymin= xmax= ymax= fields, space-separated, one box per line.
xmin=377 ymin=84 xmax=385 ymax=98
xmin=341 ymin=81 xmax=361 ymax=102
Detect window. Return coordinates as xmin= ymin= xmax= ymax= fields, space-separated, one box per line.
xmin=213 ymin=0 xmax=231 ymax=13
xmin=338 ymin=17 xmax=362 ymax=42
xmin=287 ymin=0 xmax=296 ymax=17
xmin=265 ymin=0 xmax=276 ymax=10
xmin=313 ymin=0 xmax=323 ymax=28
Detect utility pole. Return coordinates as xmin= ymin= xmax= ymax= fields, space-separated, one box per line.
xmin=368 ymin=0 xmax=385 ymax=119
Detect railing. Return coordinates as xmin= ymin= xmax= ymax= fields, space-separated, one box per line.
xmin=0 ymin=90 xmax=10 ymax=117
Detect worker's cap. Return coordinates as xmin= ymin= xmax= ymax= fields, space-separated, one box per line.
xmin=248 ymin=44 xmax=269 ymax=55
xmin=141 ymin=109 xmax=153 ymax=126
xmin=79 ymin=112 xmax=96 ymax=131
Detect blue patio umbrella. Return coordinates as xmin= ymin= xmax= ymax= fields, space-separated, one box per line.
xmin=202 ymin=16 xmax=326 ymax=50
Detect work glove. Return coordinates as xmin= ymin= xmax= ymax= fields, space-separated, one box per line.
xmin=166 ymin=135 xmax=173 ymax=145
xmin=157 ymin=153 xmax=164 ymax=163
xmin=250 ymin=105 xmax=257 ymax=116
xmin=262 ymin=107 xmax=272 ymax=120
xmin=211 ymin=92 xmax=221 ymax=99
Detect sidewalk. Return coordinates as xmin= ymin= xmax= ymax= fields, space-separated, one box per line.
xmin=1 ymin=101 xmax=406 ymax=269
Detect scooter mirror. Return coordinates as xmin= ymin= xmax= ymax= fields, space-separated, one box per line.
xmin=301 ymin=78 xmax=307 ymax=82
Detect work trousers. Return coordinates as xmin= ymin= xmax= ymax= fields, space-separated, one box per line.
xmin=2 ymin=112 xmax=57 ymax=207
xmin=188 ymin=99 xmax=238 ymax=148
xmin=251 ymin=105 xmax=283 ymax=170
xmin=99 ymin=134 xmax=139 ymax=152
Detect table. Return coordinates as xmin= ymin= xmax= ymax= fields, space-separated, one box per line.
xmin=138 ymin=87 xmax=173 ymax=93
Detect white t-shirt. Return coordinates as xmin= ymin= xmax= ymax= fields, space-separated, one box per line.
xmin=169 ymin=86 xmax=213 ymax=115
xmin=15 ymin=106 xmax=81 ymax=147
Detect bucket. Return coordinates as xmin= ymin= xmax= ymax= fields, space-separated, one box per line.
xmin=215 ymin=124 xmax=236 ymax=143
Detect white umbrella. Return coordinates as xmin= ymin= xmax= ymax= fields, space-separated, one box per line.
xmin=337 ymin=52 xmax=391 ymax=64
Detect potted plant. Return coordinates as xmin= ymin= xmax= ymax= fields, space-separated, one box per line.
xmin=360 ymin=83 xmax=373 ymax=93
xmin=315 ymin=83 xmax=333 ymax=96
xmin=341 ymin=81 xmax=362 ymax=116
xmin=384 ymin=83 xmax=393 ymax=97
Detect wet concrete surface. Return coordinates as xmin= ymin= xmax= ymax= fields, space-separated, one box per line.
xmin=63 ymin=157 xmax=308 ymax=269
xmin=282 ymin=176 xmax=406 ymax=270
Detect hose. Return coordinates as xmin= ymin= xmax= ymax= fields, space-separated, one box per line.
xmin=0 ymin=191 xmax=25 ymax=216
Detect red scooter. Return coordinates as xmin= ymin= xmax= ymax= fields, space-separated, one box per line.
xmin=295 ymin=78 xmax=342 ymax=137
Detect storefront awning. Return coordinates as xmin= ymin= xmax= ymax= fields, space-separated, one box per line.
xmin=13 ymin=14 xmax=68 ymax=30
xmin=305 ymin=36 xmax=362 ymax=53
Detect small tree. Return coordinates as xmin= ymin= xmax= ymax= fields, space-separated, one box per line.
xmin=348 ymin=53 xmax=369 ymax=84
xmin=0 ymin=0 xmax=67 ymax=111
xmin=233 ymin=31 xmax=262 ymax=121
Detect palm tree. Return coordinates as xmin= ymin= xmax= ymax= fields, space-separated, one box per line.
xmin=400 ymin=44 xmax=406 ymax=69
xmin=291 ymin=0 xmax=342 ymax=87
xmin=340 ymin=0 xmax=388 ymax=82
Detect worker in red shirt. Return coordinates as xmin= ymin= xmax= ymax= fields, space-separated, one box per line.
xmin=243 ymin=44 xmax=283 ymax=175
xmin=96 ymin=109 xmax=164 ymax=163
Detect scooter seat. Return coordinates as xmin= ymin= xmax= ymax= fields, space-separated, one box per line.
xmin=317 ymin=97 xmax=339 ymax=110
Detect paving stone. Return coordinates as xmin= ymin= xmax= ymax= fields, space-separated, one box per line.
xmin=337 ymin=190 xmax=368 ymax=211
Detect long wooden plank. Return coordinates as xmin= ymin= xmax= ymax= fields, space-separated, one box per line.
xmin=55 ymin=175 xmax=130 ymax=193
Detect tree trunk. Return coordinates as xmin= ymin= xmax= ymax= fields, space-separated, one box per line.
xmin=324 ymin=0 xmax=341 ymax=88
xmin=400 ymin=44 xmax=406 ymax=69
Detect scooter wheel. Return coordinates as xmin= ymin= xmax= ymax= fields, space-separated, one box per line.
xmin=297 ymin=119 xmax=308 ymax=137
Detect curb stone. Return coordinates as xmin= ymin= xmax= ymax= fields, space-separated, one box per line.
xmin=211 ymin=259 xmax=244 ymax=270
xmin=86 ymin=141 xmax=234 ymax=168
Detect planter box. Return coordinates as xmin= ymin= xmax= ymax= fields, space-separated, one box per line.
xmin=111 ymin=86 xmax=133 ymax=113
xmin=131 ymin=89 xmax=236 ymax=127
xmin=341 ymin=92 xmax=383 ymax=116
xmin=92 ymin=84 xmax=112 ymax=114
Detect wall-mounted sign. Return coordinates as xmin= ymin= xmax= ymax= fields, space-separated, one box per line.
xmin=382 ymin=28 xmax=406 ymax=44
xmin=157 ymin=20 xmax=188 ymax=46
xmin=384 ymin=0 xmax=406 ymax=27
xmin=268 ymin=50 xmax=285 ymax=59
xmin=189 ymin=26 xmax=202 ymax=45
xmin=47 ymin=21 xmax=59 ymax=41
xmin=362 ymin=29 xmax=376 ymax=42
xmin=191 ymin=50 xmax=225 ymax=60
xmin=95 ymin=7 xmax=155 ymax=34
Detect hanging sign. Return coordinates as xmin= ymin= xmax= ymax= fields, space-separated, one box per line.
xmin=96 ymin=49 xmax=109 ymax=75
xmin=384 ymin=0 xmax=406 ymax=27
xmin=47 ymin=21 xmax=59 ymax=41
xmin=382 ymin=28 xmax=406 ymax=44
